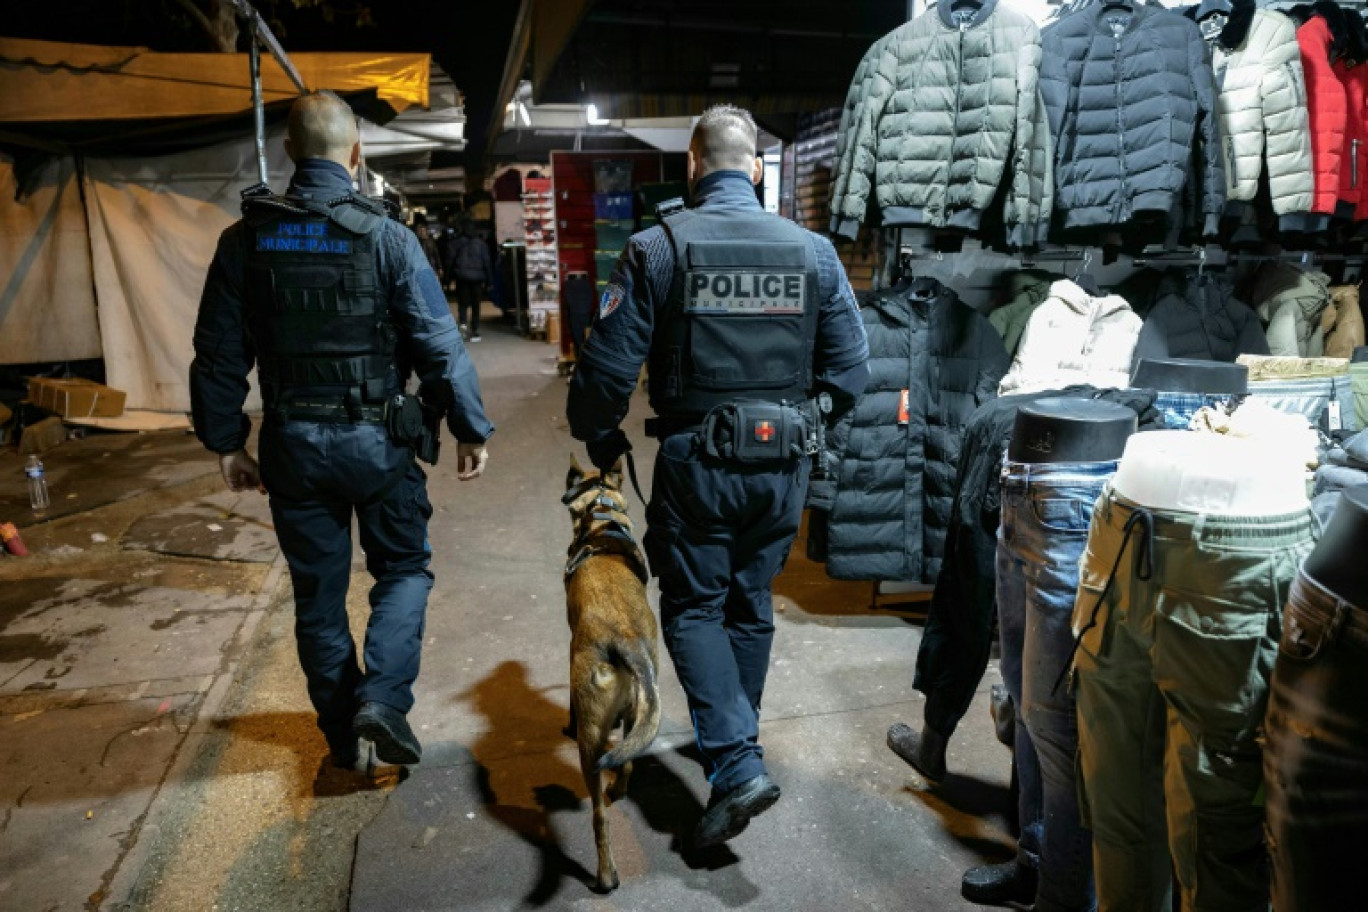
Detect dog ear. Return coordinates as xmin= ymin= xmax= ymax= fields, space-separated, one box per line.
xmin=567 ymin=454 xmax=586 ymax=491
xmin=603 ymin=457 xmax=624 ymax=491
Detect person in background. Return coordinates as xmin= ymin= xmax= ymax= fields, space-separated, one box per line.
xmin=189 ymin=90 xmax=493 ymax=771
xmin=414 ymin=219 xmax=443 ymax=282
xmin=566 ymin=104 xmax=869 ymax=848
xmin=446 ymin=219 xmax=494 ymax=342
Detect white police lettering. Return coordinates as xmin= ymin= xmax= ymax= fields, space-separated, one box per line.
xmin=599 ymin=282 xmax=626 ymax=320
xmin=685 ymin=270 xmax=805 ymax=314
xmin=256 ymin=221 xmax=353 ymax=254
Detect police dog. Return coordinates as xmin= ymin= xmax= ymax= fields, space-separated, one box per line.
xmin=562 ymin=457 xmax=661 ymax=893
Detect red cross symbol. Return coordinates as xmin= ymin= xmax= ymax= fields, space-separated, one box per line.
xmin=754 ymin=420 xmax=775 ymax=443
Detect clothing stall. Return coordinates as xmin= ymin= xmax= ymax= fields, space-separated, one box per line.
xmin=818 ymin=1 xmax=1368 ymax=910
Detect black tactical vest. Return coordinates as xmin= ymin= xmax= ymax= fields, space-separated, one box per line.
xmin=650 ymin=209 xmax=820 ymax=419
xmin=241 ymin=192 xmax=396 ymax=413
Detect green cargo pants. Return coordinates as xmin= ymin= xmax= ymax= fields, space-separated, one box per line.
xmin=1071 ymin=486 xmax=1313 ymax=912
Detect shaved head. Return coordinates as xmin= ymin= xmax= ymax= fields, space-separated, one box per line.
xmin=689 ymin=104 xmax=759 ymax=177
xmin=286 ymin=90 xmax=360 ymax=167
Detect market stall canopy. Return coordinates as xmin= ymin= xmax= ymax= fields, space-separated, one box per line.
xmin=490 ymin=0 xmax=906 ymax=149
xmin=0 ymin=37 xmax=429 ymax=125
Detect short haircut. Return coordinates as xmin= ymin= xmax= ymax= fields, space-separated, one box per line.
xmin=287 ymin=90 xmax=360 ymax=161
xmin=691 ymin=104 xmax=759 ymax=174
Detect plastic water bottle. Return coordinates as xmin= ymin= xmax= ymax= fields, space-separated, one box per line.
xmin=25 ymin=455 xmax=50 ymax=514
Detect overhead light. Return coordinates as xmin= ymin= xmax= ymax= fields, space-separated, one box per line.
xmin=517 ymin=102 xmax=531 ymax=127
xmin=586 ymin=103 xmax=609 ymax=126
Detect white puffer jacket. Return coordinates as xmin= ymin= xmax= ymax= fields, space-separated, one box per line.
xmin=999 ymin=280 xmax=1143 ymax=395
xmin=1186 ymin=1 xmax=1315 ymax=227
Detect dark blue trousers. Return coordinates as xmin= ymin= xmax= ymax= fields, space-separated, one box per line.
xmin=644 ymin=432 xmax=807 ymax=795
xmin=259 ymin=421 xmax=434 ymax=750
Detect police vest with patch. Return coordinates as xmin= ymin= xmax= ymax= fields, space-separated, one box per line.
xmin=651 ymin=208 xmax=820 ymax=418
xmin=242 ymin=191 xmax=397 ymax=417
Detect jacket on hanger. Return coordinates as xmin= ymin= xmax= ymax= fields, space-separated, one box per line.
xmin=1324 ymin=284 xmax=1366 ymax=359
xmin=829 ymin=30 xmax=895 ymax=237
xmin=830 ymin=0 xmax=1053 ymax=249
xmin=998 ymin=279 xmax=1144 ymax=395
xmin=825 ymin=279 xmax=1009 ymax=584
xmin=988 ymin=269 xmax=1060 ymax=357
xmin=1184 ymin=1 xmax=1315 ymax=230
xmin=1296 ymin=14 xmax=1348 ymax=217
xmin=1333 ymin=58 xmax=1367 ymax=220
xmin=1039 ymin=2 xmax=1225 ymax=236
xmin=1248 ymin=262 xmax=1334 ymax=357
xmin=1133 ymin=269 xmax=1270 ymax=362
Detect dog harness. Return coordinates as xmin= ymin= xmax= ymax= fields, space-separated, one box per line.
xmin=563 ymin=489 xmax=649 ymax=585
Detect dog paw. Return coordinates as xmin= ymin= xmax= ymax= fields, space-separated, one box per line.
xmin=591 ymin=873 xmax=620 ymax=894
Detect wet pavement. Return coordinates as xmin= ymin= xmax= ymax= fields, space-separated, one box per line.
xmin=0 ymin=311 xmax=1013 ymax=911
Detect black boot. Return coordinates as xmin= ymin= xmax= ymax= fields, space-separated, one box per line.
xmin=886 ymin=722 xmax=947 ymax=782
xmin=694 ymin=774 xmax=781 ymax=849
xmin=353 ymin=702 xmax=422 ymax=765
xmin=961 ymin=860 xmax=1037 ymax=906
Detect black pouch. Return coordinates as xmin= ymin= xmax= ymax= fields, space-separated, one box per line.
xmin=701 ymin=400 xmax=805 ymax=465
xmin=386 ymin=395 xmax=441 ymax=465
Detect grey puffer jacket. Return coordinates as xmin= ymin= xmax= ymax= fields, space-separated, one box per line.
xmin=1183 ymin=0 xmax=1315 ymax=229
xmin=825 ymin=279 xmax=1009 ymax=584
xmin=1040 ymin=2 xmax=1225 ymax=236
xmin=831 ymin=0 xmax=1052 ymax=249
xmin=1133 ymin=270 xmax=1271 ymax=363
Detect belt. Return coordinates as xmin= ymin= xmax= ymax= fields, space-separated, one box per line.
xmin=274 ymin=399 xmax=387 ymax=424
xmin=644 ymin=416 xmax=703 ymax=439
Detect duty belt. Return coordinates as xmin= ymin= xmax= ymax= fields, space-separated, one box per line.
xmin=274 ymin=399 xmax=388 ymax=425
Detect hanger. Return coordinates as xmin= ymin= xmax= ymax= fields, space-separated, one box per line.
xmin=1072 ymin=249 xmax=1101 ymax=296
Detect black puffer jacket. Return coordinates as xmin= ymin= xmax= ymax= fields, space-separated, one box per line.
xmin=1132 ymin=270 xmax=1271 ymax=362
xmin=825 ymin=278 xmax=1009 ymax=583
xmin=1040 ymin=2 xmax=1225 ymax=237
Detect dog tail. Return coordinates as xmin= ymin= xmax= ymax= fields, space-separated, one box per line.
xmin=596 ymin=639 xmax=661 ymax=771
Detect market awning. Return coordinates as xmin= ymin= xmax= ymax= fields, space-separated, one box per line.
xmin=0 ymin=37 xmax=429 ymax=124
xmin=490 ymin=0 xmax=907 ymax=149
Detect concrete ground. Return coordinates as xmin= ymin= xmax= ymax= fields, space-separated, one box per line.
xmin=0 ymin=304 xmax=1014 ymax=912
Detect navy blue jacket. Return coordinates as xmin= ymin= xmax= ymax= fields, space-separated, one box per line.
xmin=567 ymin=170 xmax=870 ymax=442
xmin=190 ymin=159 xmax=494 ymax=453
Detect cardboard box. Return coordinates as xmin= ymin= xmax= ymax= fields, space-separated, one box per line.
xmin=29 ymin=377 xmax=126 ymax=419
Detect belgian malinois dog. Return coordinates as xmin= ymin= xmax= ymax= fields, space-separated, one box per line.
xmin=562 ymin=457 xmax=662 ymax=893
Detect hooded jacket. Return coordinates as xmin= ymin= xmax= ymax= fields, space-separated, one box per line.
xmin=998 ymin=279 xmax=1144 ymax=395
xmin=830 ymin=0 xmax=1053 ymax=249
xmin=1132 ymin=270 xmax=1270 ymax=362
xmin=988 ymin=269 xmax=1060 ymax=358
xmin=1184 ymin=1 xmax=1315 ymax=230
xmin=1247 ymin=262 xmax=1333 ymax=357
xmin=1039 ymin=1 xmax=1225 ymax=236
xmin=825 ymin=279 xmax=1009 ymax=584
xmin=1323 ymin=284 xmax=1366 ymax=359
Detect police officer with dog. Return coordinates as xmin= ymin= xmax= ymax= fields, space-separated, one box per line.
xmin=567 ymin=104 xmax=869 ymax=848
xmin=191 ymin=90 xmax=493 ymax=771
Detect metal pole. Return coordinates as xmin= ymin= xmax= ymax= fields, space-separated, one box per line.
xmin=248 ymin=33 xmax=268 ymax=186
xmin=231 ymin=0 xmax=308 ymax=94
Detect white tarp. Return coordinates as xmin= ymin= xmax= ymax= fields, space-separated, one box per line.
xmin=82 ymin=127 xmax=293 ymax=412
xmin=0 ymin=155 xmax=102 ymax=363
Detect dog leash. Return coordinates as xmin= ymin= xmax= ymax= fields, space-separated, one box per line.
xmin=623 ymin=449 xmax=648 ymax=506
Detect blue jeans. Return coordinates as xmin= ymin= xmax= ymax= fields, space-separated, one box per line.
xmin=998 ymin=461 xmax=1114 ymax=912
xmin=1153 ymin=391 xmax=1231 ymax=430
xmin=260 ymin=420 xmax=434 ymax=748
xmin=644 ymin=432 xmax=807 ymax=794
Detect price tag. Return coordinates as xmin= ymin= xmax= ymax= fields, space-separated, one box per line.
xmin=1328 ymin=400 xmax=1343 ymax=431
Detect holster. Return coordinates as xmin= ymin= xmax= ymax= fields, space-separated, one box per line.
xmin=700 ymin=400 xmax=808 ymax=466
xmin=386 ymin=394 xmax=441 ymax=465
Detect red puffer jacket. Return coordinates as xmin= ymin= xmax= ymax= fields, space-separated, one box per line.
xmin=1298 ymin=15 xmax=1347 ymax=215
xmin=1334 ymin=59 xmax=1367 ymax=219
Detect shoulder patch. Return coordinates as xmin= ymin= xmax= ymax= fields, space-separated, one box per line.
xmin=599 ymin=282 xmax=626 ymax=320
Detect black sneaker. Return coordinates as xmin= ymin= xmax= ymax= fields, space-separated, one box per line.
xmin=353 ymin=702 xmax=422 ymax=765
xmin=961 ymin=860 xmax=1037 ymax=906
xmin=693 ymin=774 xmax=781 ymax=849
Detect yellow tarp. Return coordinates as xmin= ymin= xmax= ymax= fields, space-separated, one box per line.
xmin=0 ymin=37 xmax=428 ymax=122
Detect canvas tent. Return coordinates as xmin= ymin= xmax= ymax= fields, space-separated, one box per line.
xmin=0 ymin=37 xmax=430 ymax=412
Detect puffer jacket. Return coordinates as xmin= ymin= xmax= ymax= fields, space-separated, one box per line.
xmin=829 ymin=31 xmax=893 ymax=237
xmin=825 ymin=278 xmax=1009 ymax=584
xmin=1184 ymin=1 xmax=1314 ymax=229
xmin=1296 ymin=14 xmax=1347 ymax=217
xmin=988 ymin=269 xmax=1060 ymax=357
xmin=1334 ymin=59 xmax=1367 ymax=219
xmin=1247 ymin=262 xmax=1333 ymax=357
xmin=1324 ymin=284 xmax=1366 ymax=359
xmin=1132 ymin=270 xmax=1270 ymax=362
xmin=998 ymin=279 xmax=1143 ymax=395
xmin=1040 ymin=2 xmax=1225 ymax=236
xmin=831 ymin=0 xmax=1052 ymax=249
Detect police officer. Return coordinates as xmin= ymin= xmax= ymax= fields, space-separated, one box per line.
xmin=190 ymin=91 xmax=493 ymax=770
xmin=567 ymin=105 xmax=869 ymax=847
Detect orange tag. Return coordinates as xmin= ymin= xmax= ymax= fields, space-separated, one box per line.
xmin=898 ymin=389 xmax=910 ymax=426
